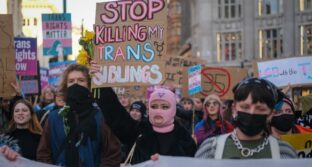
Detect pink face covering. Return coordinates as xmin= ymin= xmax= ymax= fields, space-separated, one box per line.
xmin=148 ymin=88 xmax=176 ymax=133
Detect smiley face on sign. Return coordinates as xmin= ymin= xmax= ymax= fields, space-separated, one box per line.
xmin=200 ymin=67 xmax=231 ymax=97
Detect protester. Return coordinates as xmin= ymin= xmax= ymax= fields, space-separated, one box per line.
xmin=6 ymin=99 xmax=42 ymax=160
xmin=34 ymin=86 xmax=55 ymax=113
xmin=37 ymin=88 xmax=65 ymax=127
xmin=270 ymin=93 xmax=312 ymax=139
xmin=222 ymin=100 xmax=234 ymax=123
xmin=115 ymin=90 xmax=131 ymax=112
xmin=0 ymin=145 xmax=19 ymax=161
xmin=194 ymin=94 xmax=234 ymax=146
xmin=176 ymin=97 xmax=194 ymax=134
xmin=195 ymin=78 xmax=297 ymax=159
xmin=37 ymin=64 xmax=121 ymax=167
xmin=0 ymin=98 xmax=10 ymax=133
xmin=192 ymin=97 xmax=204 ymax=124
xmin=0 ymin=83 xmax=24 ymax=132
xmin=96 ymin=87 xmax=197 ymax=164
xmin=181 ymin=97 xmax=194 ymax=111
xmin=129 ymin=101 xmax=147 ymax=121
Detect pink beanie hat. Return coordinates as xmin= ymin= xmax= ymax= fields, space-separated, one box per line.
xmin=148 ymin=88 xmax=176 ymax=133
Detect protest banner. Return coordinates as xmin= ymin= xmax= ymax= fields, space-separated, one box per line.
xmin=0 ymin=154 xmax=59 ymax=167
xmin=14 ymin=37 xmax=37 ymax=76
xmin=188 ymin=65 xmax=202 ymax=95
xmin=92 ymin=0 xmax=167 ymax=87
xmin=49 ymin=60 xmax=75 ymax=86
xmin=42 ymin=13 xmax=72 ymax=56
xmin=40 ymin=67 xmax=49 ymax=89
xmin=132 ymin=155 xmax=312 ymax=167
xmin=281 ymin=133 xmax=312 ymax=158
xmin=0 ymin=14 xmax=17 ymax=97
xmin=182 ymin=67 xmax=248 ymax=99
xmin=254 ymin=56 xmax=312 ymax=87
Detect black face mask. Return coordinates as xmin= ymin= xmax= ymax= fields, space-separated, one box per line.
xmin=271 ymin=114 xmax=296 ymax=132
xmin=234 ymin=111 xmax=268 ymax=136
xmin=66 ymin=84 xmax=93 ymax=113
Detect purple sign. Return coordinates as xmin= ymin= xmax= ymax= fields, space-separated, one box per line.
xmin=21 ymin=79 xmax=39 ymax=95
xmin=40 ymin=67 xmax=49 ymax=89
xmin=14 ymin=37 xmax=37 ymax=76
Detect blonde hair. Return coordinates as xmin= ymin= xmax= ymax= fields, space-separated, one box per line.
xmin=8 ymin=99 xmax=42 ymax=135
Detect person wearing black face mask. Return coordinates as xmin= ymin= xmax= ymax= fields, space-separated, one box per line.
xmin=271 ymin=95 xmax=312 ymax=139
xmin=196 ymin=78 xmax=297 ymax=159
xmin=37 ymin=64 xmax=121 ymax=167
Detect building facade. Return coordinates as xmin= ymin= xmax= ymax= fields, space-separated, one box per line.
xmin=191 ymin=0 xmax=312 ymax=105
xmin=191 ymin=0 xmax=312 ymax=68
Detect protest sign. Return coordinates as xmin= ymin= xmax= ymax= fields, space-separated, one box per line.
xmin=188 ymin=65 xmax=202 ymax=95
xmin=42 ymin=13 xmax=72 ymax=56
xmin=92 ymin=0 xmax=167 ymax=87
xmin=132 ymin=155 xmax=312 ymax=167
xmin=163 ymin=55 xmax=206 ymax=88
xmin=255 ymin=56 xmax=312 ymax=87
xmin=20 ymin=76 xmax=40 ymax=95
xmin=49 ymin=60 xmax=75 ymax=86
xmin=40 ymin=67 xmax=49 ymax=89
xmin=182 ymin=67 xmax=248 ymax=99
xmin=14 ymin=37 xmax=37 ymax=76
xmin=281 ymin=133 xmax=312 ymax=158
xmin=0 ymin=154 xmax=59 ymax=167
xmin=0 ymin=14 xmax=17 ymax=97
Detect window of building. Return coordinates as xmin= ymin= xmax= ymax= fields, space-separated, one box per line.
xmin=23 ymin=19 xmax=26 ymax=26
xmin=299 ymin=0 xmax=312 ymax=11
xmin=34 ymin=18 xmax=37 ymax=26
xmin=258 ymin=0 xmax=283 ymax=16
xmin=300 ymin=25 xmax=312 ymax=55
xmin=217 ymin=32 xmax=242 ymax=61
xmin=218 ymin=0 xmax=242 ymax=19
xmin=259 ymin=28 xmax=283 ymax=59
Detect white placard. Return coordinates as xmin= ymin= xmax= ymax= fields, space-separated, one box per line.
xmin=133 ymin=155 xmax=312 ymax=167
xmin=257 ymin=56 xmax=312 ymax=87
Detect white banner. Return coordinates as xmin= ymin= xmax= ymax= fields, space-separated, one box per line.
xmin=133 ymin=156 xmax=312 ymax=167
xmin=257 ymin=56 xmax=312 ymax=87
xmin=0 ymin=154 xmax=60 ymax=167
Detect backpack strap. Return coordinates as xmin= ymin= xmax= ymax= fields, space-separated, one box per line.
xmin=268 ymin=135 xmax=280 ymax=159
xmin=214 ymin=133 xmax=231 ymax=159
xmin=40 ymin=110 xmax=51 ymax=125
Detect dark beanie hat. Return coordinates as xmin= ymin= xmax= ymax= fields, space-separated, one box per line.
xmin=130 ymin=101 xmax=147 ymax=115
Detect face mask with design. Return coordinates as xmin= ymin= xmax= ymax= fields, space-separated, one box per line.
xmin=234 ymin=111 xmax=268 ymax=136
xmin=271 ymin=114 xmax=296 ymax=132
xmin=148 ymin=88 xmax=176 ymax=133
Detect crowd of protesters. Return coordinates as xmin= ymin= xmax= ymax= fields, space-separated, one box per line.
xmin=0 ymin=63 xmax=312 ymax=166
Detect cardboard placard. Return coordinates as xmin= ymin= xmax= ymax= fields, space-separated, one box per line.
xmin=254 ymin=56 xmax=312 ymax=87
xmin=113 ymin=86 xmax=147 ymax=102
xmin=163 ymin=55 xmax=206 ymax=88
xmin=183 ymin=66 xmax=248 ymax=99
xmin=281 ymin=133 xmax=312 ymax=158
xmin=92 ymin=0 xmax=167 ymax=87
xmin=0 ymin=15 xmax=17 ymax=97
xmin=42 ymin=13 xmax=72 ymax=56
xmin=14 ymin=37 xmax=37 ymax=76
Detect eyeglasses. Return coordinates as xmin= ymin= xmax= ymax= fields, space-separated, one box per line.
xmin=205 ymin=100 xmax=219 ymax=107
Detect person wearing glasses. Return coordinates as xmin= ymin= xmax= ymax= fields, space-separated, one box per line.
xmin=194 ymin=94 xmax=234 ymax=146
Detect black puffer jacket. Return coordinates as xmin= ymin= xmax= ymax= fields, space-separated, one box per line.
xmin=96 ymin=87 xmax=196 ymax=164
